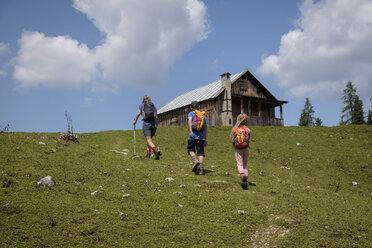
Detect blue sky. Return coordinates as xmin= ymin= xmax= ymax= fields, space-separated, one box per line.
xmin=1 ymin=0 xmax=371 ymax=132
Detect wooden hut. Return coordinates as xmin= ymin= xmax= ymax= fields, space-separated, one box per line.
xmin=157 ymin=69 xmax=287 ymax=127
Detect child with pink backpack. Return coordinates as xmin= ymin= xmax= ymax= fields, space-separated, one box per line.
xmin=230 ymin=114 xmax=251 ymax=190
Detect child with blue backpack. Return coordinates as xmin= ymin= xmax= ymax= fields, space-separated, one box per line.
xmin=230 ymin=113 xmax=251 ymax=189
xmin=187 ymin=101 xmax=207 ymax=175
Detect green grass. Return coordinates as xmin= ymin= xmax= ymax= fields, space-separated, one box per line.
xmin=1 ymin=126 xmax=371 ymax=247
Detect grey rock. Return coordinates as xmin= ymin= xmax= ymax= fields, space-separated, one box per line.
xmin=37 ymin=176 xmax=55 ymax=187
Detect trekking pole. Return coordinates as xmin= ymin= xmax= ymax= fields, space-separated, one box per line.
xmin=133 ymin=123 xmax=137 ymax=157
xmin=154 ymin=119 xmax=160 ymax=152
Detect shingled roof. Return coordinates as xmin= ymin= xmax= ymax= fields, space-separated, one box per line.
xmin=158 ymin=70 xmax=247 ymax=114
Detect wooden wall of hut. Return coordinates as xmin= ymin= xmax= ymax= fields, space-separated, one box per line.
xmin=231 ymin=77 xmax=267 ymax=99
xmin=157 ymin=99 xmax=220 ymax=127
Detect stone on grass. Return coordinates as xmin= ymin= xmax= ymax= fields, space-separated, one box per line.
xmin=37 ymin=176 xmax=55 ymax=187
xmin=38 ymin=141 xmax=45 ymax=145
xmin=296 ymin=142 xmax=304 ymax=147
xmin=119 ymin=211 xmax=127 ymax=221
xmin=208 ymin=180 xmax=227 ymax=184
xmin=237 ymin=210 xmax=246 ymax=215
xmin=165 ymin=177 xmax=174 ymax=182
xmin=112 ymin=150 xmax=127 ymax=155
xmin=122 ymin=193 xmax=131 ymax=198
xmin=352 ymin=181 xmax=359 ymax=186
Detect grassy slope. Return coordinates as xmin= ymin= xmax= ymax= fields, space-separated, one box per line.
xmin=0 ymin=126 xmax=371 ymax=247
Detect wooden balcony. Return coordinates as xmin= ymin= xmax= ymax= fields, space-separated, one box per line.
xmin=236 ymin=116 xmax=284 ymax=126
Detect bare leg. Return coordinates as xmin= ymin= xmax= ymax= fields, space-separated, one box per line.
xmin=189 ymin=151 xmax=199 ymax=173
xmin=146 ymin=136 xmax=155 ymax=148
xmin=147 ymin=136 xmax=160 ymax=159
xmin=198 ymin=156 xmax=204 ymax=164
xmin=189 ymin=151 xmax=198 ymax=163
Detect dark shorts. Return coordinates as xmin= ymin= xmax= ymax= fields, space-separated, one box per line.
xmin=142 ymin=121 xmax=157 ymax=137
xmin=187 ymin=139 xmax=205 ymax=157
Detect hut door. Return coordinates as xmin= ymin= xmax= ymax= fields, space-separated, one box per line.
xmin=206 ymin=110 xmax=215 ymax=126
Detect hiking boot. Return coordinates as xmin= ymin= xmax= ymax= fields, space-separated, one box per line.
xmin=199 ymin=168 xmax=204 ymax=175
xmin=248 ymin=181 xmax=256 ymax=186
xmin=241 ymin=175 xmax=248 ymax=190
xmin=192 ymin=162 xmax=200 ymax=174
xmin=145 ymin=152 xmax=151 ymax=158
xmin=154 ymin=150 xmax=161 ymax=160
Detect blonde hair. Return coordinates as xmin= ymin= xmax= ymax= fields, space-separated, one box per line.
xmin=235 ymin=113 xmax=248 ymax=127
xmin=142 ymin=95 xmax=151 ymax=103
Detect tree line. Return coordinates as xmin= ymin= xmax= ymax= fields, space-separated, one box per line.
xmin=299 ymin=81 xmax=372 ymax=126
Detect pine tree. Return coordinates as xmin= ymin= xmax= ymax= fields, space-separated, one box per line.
xmin=315 ymin=118 xmax=322 ymax=126
xmin=299 ymin=97 xmax=315 ymax=126
xmin=367 ymin=110 xmax=372 ymax=125
xmin=351 ymin=95 xmax=365 ymax=124
xmin=368 ymin=97 xmax=372 ymax=125
xmin=340 ymin=81 xmax=357 ymax=125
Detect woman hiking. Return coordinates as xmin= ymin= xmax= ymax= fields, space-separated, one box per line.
xmin=133 ymin=95 xmax=161 ymax=160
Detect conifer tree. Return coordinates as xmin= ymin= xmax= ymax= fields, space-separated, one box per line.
xmin=351 ymin=95 xmax=365 ymax=124
xmin=340 ymin=81 xmax=357 ymax=125
xmin=315 ymin=118 xmax=322 ymax=126
xmin=299 ymin=97 xmax=315 ymax=126
xmin=367 ymin=110 xmax=372 ymax=125
xmin=366 ymin=97 xmax=372 ymax=125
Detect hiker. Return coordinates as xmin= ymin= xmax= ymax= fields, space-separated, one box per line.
xmin=230 ymin=113 xmax=251 ymax=190
xmin=187 ymin=101 xmax=207 ymax=175
xmin=133 ymin=95 xmax=161 ymax=160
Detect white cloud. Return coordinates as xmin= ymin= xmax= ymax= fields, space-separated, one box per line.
xmin=13 ymin=31 xmax=98 ymax=91
xmin=258 ymin=0 xmax=372 ymax=101
xmin=12 ymin=0 xmax=210 ymax=91
xmin=0 ymin=42 xmax=10 ymax=77
xmin=0 ymin=42 xmax=10 ymax=55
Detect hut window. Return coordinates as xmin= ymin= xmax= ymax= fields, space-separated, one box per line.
xmin=240 ymin=82 xmax=248 ymax=91
xmin=185 ymin=107 xmax=188 ymax=112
